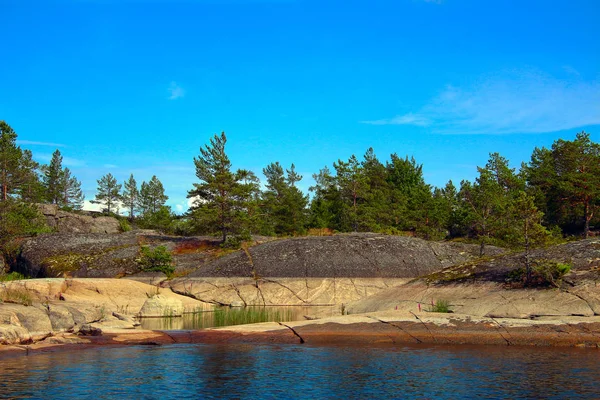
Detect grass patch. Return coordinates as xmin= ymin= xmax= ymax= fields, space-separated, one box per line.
xmin=0 ymin=287 xmax=33 ymax=306
xmin=212 ymin=306 xmax=294 ymax=327
xmin=428 ymin=299 xmax=451 ymax=313
xmin=0 ymin=272 xmax=26 ymax=282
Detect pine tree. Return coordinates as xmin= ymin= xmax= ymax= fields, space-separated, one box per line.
xmin=122 ymin=174 xmax=139 ymax=220
xmin=526 ymin=131 xmax=600 ymax=237
xmin=139 ymin=175 xmax=168 ymax=216
xmin=19 ymin=150 xmax=44 ymax=203
xmin=262 ymin=162 xmax=308 ymax=235
xmin=42 ymin=149 xmax=84 ymax=209
xmin=188 ymin=132 xmax=247 ymax=242
xmin=60 ymin=168 xmax=85 ymax=210
xmin=92 ymin=173 xmax=122 ymax=214
xmin=43 ymin=149 xmax=64 ymax=204
xmin=334 ymin=155 xmax=367 ymax=232
xmin=0 ymin=121 xmax=23 ymax=201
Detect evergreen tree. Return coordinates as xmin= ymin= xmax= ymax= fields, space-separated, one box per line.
xmin=18 ymin=150 xmax=44 ymax=203
xmin=360 ymin=148 xmax=390 ymax=232
xmin=139 ymin=175 xmax=168 ymax=216
xmin=60 ymin=168 xmax=85 ymax=210
xmin=43 ymin=149 xmax=64 ymax=204
xmin=42 ymin=149 xmax=84 ymax=209
xmin=0 ymin=121 xmax=23 ymax=201
xmin=92 ymin=173 xmax=122 ymax=214
xmin=188 ymin=132 xmax=248 ymax=242
xmin=334 ymin=155 xmax=367 ymax=232
xmin=262 ymin=162 xmax=308 ymax=235
xmin=385 ymin=154 xmax=430 ymax=233
xmin=122 ymin=174 xmax=139 ymax=220
xmin=526 ymin=131 xmax=600 ymax=237
xmin=309 ymin=166 xmax=343 ymax=230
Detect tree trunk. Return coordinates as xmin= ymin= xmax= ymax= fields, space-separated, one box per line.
xmin=584 ymin=201 xmax=590 ymax=239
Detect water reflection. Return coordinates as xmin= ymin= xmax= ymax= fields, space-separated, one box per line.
xmin=1 ymin=344 xmax=598 ymax=399
xmin=139 ymin=305 xmax=339 ymax=330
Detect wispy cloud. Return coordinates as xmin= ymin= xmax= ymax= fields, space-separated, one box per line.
xmin=17 ymin=140 xmax=66 ymax=147
xmin=36 ymin=153 xmax=86 ymax=167
xmin=103 ymin=164 xmax=118 ymax=169
xmin=167 ymin=81 xmax=185 ymax=100
xmin=362 ymin=69 xmax=600 ymax=134
xmin=361 ymin=113 xmax=431 ymax=127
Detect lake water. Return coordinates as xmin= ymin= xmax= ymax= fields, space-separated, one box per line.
xmin=1 ymin=343 xmax=598 ymax=399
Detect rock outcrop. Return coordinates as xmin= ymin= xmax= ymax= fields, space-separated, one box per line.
xmin=347 ymin=239 xmax=600 ymax=319
xmin=187 ymin=233 xmax=504 ymax=278
xmin=16 ymin=232 xmax=223 ymax=278
xmin=0 ymin=278 xmax=211 ymax=345
xmin=139 ymin=295 xmax=184 ymax=317
xmin=37 ymin=204 xmax=121 ymax=234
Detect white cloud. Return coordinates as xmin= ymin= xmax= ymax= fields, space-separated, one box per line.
xmin=167 ymin=81 xmax=185 ymax=100
xmin=103 ymin=164 xmax=118 ymax=169
xmin=36 ymin=153 xmax=86 ymax=167
xmin=187 ymin=196 xmax=206 ymax=209
xmin=17 ymin=140 xmax=66 ymax=147
xmin=361 ymin=113 xmax=431 ymax=126
xmin=362 ymin=69 xmax=600 ymax=134
xmin=82 ymin=200 xmax=104 ymax=212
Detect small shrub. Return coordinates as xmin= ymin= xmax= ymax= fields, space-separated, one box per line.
xmin=119 ymin=219 xmax=132 ymax=232
xmin=221 ymin=236 xmax=243 ymax=249
xmin=137 ymin=245 xmax=175 ymax=277
xmin=505 ymin=260 xmax=572 ymax=287
xmin=0 ymin=272 xmax=26 ymax=282
xmin=533 ymin=259 xmax=572 ymax=287
xmin=428 ymin=299 xmax=451 ymax=313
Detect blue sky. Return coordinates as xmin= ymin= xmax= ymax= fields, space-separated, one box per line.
xmin=1 ymin=0 xmax=599 ymax=213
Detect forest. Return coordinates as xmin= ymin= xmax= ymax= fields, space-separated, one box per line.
xmin=1 ymin=120 xmax=599 ymax=256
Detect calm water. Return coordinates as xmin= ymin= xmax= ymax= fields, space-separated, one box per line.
xmin=1 ymin=343 xmax=598 ymax=399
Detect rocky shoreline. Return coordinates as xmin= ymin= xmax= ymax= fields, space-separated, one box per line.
xmin=1 ymin=311 xmax=599 ymax=361
xmin=2 ymin=235 xmax=599 ymax=357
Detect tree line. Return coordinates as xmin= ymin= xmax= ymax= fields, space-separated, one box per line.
xmin=188 ymin=131 xmax=600 ymax=251
xmin=1 ymin=120 xmax=599 ymax=252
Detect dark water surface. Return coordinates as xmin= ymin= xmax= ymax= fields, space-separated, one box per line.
xmin=1 ymin=343 xmax=599 ymax=399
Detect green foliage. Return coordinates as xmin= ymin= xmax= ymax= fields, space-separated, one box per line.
xmin=119 ymin=218 xmax=132 ymax=232
xmin=137 ymin=245 xmax=175 ymax=276
xmin=0 ymin=271 xmax=26 ymax=282
xmin=139 ymin=175 xmax=168 ymax=216
xmin=42 ymin=150 xmax=84 ymax=209
xmin=188 ymin=132 xmax=259 ymax=242
xmin=262 ymin=162 xmax=308 ymax=235
xmin=506 ymin=259 xmax=572 ymax=287
xmin=0 ymin=121 xmax=24 ymax=201
xmin=428 ymin=299 xmax=451 ymax=313
xmin=137 ymin=205 xmax=175 ymax=233
xmin=122 ymin=173 xmax=139 ymax=219
xmin=212 ymin=306 xmax=294 ymax=327
xmin=0 ymin=201 xmax=50 ymax=259
xmin=526 ymin=131 xmax=600 ymax=237
xmin=91 ymin=173 xmax=122 ymax=214
xmin=532 ymin=259 xmax=572 ymax=287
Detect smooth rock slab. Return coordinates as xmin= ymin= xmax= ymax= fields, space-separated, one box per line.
xmin=139 ymin=295 xmax=184 ymax=317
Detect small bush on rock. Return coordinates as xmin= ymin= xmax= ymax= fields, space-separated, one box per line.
xmin=137 ymin=245 xmax=175 ymax=277
xmin=428 ymin=299 xmax=452 ymax=313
